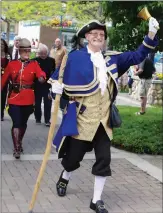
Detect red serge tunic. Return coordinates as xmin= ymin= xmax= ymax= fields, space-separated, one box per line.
xmin=1 ymin=60 xmax=46 ymax=106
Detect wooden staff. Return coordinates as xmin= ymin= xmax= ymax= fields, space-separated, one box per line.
xmin=28 ymin=55 xmax=67 ymax=213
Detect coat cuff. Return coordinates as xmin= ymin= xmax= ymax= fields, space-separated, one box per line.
xmin=142 ymin=35 xmax=158 ymax=49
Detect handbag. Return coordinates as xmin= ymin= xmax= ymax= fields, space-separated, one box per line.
xmin=107 ymin=87 xmax=122 ymax=128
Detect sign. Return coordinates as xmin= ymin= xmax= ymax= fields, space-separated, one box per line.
xmin=20 ymin=21 xmax=40 ymax=27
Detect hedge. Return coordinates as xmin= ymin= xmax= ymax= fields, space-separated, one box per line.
xmin=112 ymin=106 xmax=163 ymax=155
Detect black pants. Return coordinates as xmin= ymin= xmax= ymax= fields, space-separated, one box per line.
xmin=62 ymin=124 xmax=111 ymax=177
xmin=128 ymin=77 xmax=133 ymax=88
xmin=52 ymin=94 xmax=69 ymax=112
xmin=34 ymin=89 xmax=52 ymax=123
xmin=1 ymin=84 xmax=8 ymax=119
xmin=8 ymin=104 xmax=33 ymax=128
xmin=60 ymin=96 xmax=69 ymax=112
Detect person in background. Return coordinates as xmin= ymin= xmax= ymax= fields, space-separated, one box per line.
xmin=127 ymin=66 xmax=135 ymax=95
xmin=1 ymin=38 xmax=46 ymax=159
xmin=1 ymin=39 xmax=11 ymax=121
xmin=35 ymin=39 xmax=39 ymax=49
xmin=50 ymin=17 xmax=159 ymax=213
xmin=33 ymin=44 xmax=56 ymax=126
xmin=31 ymin=38 xmax=35 ymax=48
xmin=134 ymin=56 xmax=156 ymax=115
xmin=9 ymin=36 xmax=21 ymax=60
xmin=49 ymin=38 xmax=67 ymax=78
xmin=49 ymin=38 xmax=68 ymax=113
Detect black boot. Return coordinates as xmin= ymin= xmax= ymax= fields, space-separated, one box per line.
xmin=90 ymin=200 xmax=108 ymax=213
xmin=19 ymin=127 xmax=27 ymax=153
xmin=11 ymin=128 xmax=22 ymax=159
xmin=56 ymin=170 xmax=69 ymax=197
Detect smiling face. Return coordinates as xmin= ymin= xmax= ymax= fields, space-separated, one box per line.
xmin=85 ymin=29 xmax=105 ymax=52
xmin=38 ymin=49 xmax=48 ymax=59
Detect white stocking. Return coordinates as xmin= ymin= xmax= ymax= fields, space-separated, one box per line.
xmin=92 ymin=176 xmax=106 ymax=203
xmin=62 ymin=170 xmax=72 ymax=181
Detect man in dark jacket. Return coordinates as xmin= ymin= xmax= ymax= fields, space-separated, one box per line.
xmin=9 ymin=36 xmax=21 ymax=60
xmin=33 ymin=44 xmax=56 ymax=126
xmin=135 ymin=56 xmax=156 ymax=115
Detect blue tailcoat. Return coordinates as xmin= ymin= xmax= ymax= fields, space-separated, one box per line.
xmin=50 ymin=35 xmax=158 ymax=158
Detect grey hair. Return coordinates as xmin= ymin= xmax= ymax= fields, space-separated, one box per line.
xmin=37 ymin=43 xmax=49 ymax=53
xmin=14 ymin=36 xmax=21 ymax=41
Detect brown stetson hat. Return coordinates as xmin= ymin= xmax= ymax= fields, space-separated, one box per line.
xmin=19 ymin=38 xmax=31 ymax=49
xmin=76 ymin=20 xmax=107 ymax=40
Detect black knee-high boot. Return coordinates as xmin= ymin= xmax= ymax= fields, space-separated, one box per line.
xmin=19 ymin=127 xmax=27 ymax=153
xmin=11 ymin=128 xmax=22 ymax=159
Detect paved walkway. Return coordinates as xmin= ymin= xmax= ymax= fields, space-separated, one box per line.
xmin=1 ymin=95 xmax=162 ymax=213
xmin=116 ymin=93 xmax=152 ymax=107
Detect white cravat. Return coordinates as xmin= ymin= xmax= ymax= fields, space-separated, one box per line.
xmin=87 ymin=46 xmax=108 ymax=96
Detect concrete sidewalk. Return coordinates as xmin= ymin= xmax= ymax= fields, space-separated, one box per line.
xmin=1 ymin=158 xmax=162 ymax=213
xmin=116 ymin=93 xmax=152 ymax=107
xmin=1 ymin=103 xmax=162 ymax=213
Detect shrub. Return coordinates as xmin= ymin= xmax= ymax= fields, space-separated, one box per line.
xmin=112 ymin=106 xmax=163 ymax=155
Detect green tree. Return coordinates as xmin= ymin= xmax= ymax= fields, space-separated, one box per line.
xmin=102 ymin=1 xmax=163 ymax=51
xmin=2 ymin=1 xmax=63 ymax=42
xmin=66 ymin=1 xmax=104 ymax=27
xmin=2 ymin=1 xmax=102 ymax=42
xmin=2 ymin=1 xmax=63 ymax=23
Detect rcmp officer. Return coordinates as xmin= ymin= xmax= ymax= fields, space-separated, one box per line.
xmin=1 ymin=38 xmax=46 ymax=159
xmin=49 ymin=18 xmax=159 ymax=213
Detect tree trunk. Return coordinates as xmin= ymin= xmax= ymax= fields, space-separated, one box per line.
xmin=98 ymin=4 xmax=102 ymax=18
xmin=6 ymin=20 xmax=10 ymax=44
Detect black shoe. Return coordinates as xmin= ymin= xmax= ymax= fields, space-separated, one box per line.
xmin=45 ymin=122 xmax=51 ymax=127
xmin=56 ymin=171 xmax=69 ymax=197
xmin=13 ymin=151 xmax=20 ymax=159
xmin=20 ymin=146 xmax=24 ymax=153
xmin=90 ymin=200 xmax=108 ymax=213
xmin=1 ymin=117 xmax=4 ymax=121
xmin=36 ymin=120 xmax=41 ymax=124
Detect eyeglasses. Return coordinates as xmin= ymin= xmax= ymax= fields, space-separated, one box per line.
xmin=88 ymin=32 xmax=105 ymax=38
xmin=21 ymin=49 xmax=31 ymax=53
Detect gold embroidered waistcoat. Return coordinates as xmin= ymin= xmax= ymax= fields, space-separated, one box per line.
xmin=73 ymin=75 xmax=114 ymax=141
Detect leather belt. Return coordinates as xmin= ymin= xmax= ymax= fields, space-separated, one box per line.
xmin=21 ymin=84 xmax=34 ymax=89
xmin=12 ymin=83 xmax=34 ymax=90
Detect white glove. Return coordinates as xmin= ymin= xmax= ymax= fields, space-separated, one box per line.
xmin=149 ymin=17 xmax=159 ymax=34
xmin=52 ymin=81 xmax=64 ymax=95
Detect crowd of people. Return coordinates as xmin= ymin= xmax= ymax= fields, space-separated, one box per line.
xmin=1 ymin=15 xmax=159 ymax=213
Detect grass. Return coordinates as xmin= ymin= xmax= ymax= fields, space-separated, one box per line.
xmin=112 ymin=106 xmax=163 ymax=155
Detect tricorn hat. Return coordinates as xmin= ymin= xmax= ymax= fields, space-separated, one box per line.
xmin=76 ymin=20 xmax=107 ymax=40
xmin=19 ymin=38 xmax=31 ymax=49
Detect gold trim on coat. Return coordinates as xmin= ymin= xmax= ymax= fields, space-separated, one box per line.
xmin=106 ymin=64 xmax=118 ymax=90
xmin=142 ymin=41 xmax=155 ymax=49
xmin=64 ymin=66 xmax=98 ymax=90
xmin=65 ymin=87 xmax=100 ymax=97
